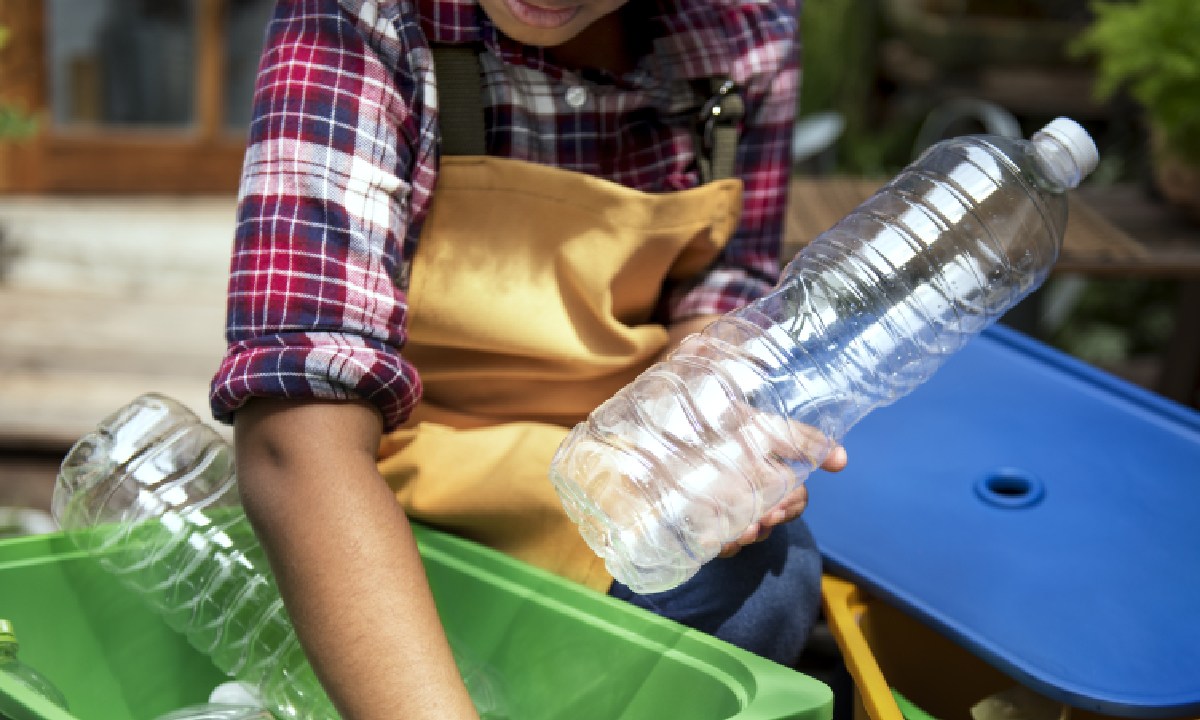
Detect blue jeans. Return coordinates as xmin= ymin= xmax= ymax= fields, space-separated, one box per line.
xmin=607 ymin=517 xmax=823 ymax=666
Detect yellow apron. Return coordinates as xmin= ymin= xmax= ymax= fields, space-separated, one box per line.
xmin=377 ymin=155 xmax=742 ymax=591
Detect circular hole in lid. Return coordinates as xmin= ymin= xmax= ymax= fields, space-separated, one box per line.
xmin=975 ymin=468 xmax=1045 ymax=509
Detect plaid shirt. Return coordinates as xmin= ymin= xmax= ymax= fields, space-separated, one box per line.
xmin=211 ymin=0 xmax=800 ymax=430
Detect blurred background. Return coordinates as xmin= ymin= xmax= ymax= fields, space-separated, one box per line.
xmin=1 ymin=0 xmax=1198 ymax=529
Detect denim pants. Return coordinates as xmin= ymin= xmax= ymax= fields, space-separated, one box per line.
xmin=608 ymin=517 xmax=823 ymax=666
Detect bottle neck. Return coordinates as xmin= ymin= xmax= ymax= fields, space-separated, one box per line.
xmin=1031 ymin=132 xmax=1084 ymax=190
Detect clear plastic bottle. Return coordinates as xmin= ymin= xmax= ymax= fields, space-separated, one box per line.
xmin=52 ymin=393 xmax=508 ymax=720
xmin=550 ymin=117 xmax=1099 ymax=594
xmin=0 ymin=619 xmax=70 ymax=711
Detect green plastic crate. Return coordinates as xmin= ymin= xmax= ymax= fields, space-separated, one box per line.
xmin=0 ymin=524 xmax=832 ymax=720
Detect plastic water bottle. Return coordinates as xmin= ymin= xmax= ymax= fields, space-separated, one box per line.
xmin=52 ymin=394 xmax=335 ymax=719
xmin=0 ymin=619 xmax=70 ymax=711
xmin=550 ymin=117 xmax=1099 ymax=594
xmin=52 ymin=393 xmax=508 ymax=720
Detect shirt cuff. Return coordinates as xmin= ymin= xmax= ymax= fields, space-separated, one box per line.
xmin=209 ymin=331 xmax=422 ymax=431
xmin=666 ymin=266 xmax=778 ymax=321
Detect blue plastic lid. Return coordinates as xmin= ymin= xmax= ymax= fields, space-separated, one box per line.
xmin=805 ymin=324 xmax=1200 ymax=718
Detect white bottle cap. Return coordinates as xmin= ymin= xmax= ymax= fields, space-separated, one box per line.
xmin=1035 ymin=117 xmax=1099 ymax=180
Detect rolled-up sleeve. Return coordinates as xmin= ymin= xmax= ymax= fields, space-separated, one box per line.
xmin=210 ymin=0 xmax=437 ymax=430
xmin=666 ymin=1 xmax=798 ymax=319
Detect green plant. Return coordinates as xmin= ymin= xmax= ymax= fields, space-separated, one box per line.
xmin=799 ymin=0 xmax=911 ymax=176
xmin=0 ymin=25 xmax=37 ymax=139
xmin=1046 ymin=278 xmax=1177 ymax=368
xmin=1072 ymin=0 xmax=1200 ymax=164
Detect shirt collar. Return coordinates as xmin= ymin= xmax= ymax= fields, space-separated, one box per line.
xmin=415 ymin=0 xmax=485 ymax=44
xmin=649 ymin=2 xmax=735 ymax=81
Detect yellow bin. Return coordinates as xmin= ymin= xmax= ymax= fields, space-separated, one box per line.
xmin=821 ymin=576 xmax=1199 ymax=720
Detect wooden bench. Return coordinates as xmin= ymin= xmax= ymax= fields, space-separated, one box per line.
xmin=0 ymin=197 xmax=234 ymax=450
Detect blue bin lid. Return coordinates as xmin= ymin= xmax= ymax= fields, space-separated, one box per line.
xmin=805 ymin=324 xmax=1200 ymax=718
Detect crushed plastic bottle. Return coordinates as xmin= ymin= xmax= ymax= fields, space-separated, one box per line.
xmin=0 ymin=619 xmax=70 ymax=711
xmin=52 ymin=393 xmax=509 ymax=720
xmin=550 ymin=117 xmax=1099 ymax=594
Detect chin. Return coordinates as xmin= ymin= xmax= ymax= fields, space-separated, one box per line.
xmin=496 ymin=23 xmax=588 ymax=47
xmin=480 ymin=0 xmax=620 ymax=48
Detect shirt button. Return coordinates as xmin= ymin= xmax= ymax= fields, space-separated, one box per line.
xmin=565 ymin=85 xmax=589 ymax=108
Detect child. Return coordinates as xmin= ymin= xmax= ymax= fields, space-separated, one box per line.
xmin=211 ymin=1 xmax=846 ymax=718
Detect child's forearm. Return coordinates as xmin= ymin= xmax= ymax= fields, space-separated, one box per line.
xmin=234 ymin=398 xmax=480 ymax=720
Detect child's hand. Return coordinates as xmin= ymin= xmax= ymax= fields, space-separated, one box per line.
xmin=717 ymin=443 xmax=846 ymax=558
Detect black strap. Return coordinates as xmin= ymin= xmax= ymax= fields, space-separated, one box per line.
xmin=431 ymin=46 xmax=487 ymax=156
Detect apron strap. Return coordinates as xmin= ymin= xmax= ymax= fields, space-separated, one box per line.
xmin=431 ymin=45 xmax=487 ymax=157
xmin=429 ymin=45 xmax=743 ymax=182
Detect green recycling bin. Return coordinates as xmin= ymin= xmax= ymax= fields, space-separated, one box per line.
xmin=0 ymin=524 xmax=832 ymax=720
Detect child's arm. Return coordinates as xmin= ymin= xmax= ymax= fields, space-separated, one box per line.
xmin=234 ymin=397 xmax=480 ymax=720
xmin=210 ymin=5 xmax=466 ymax=712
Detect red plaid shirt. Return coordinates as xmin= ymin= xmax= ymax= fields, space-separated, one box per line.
xmin=210 ymin=0 xmax=800 ymax=430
